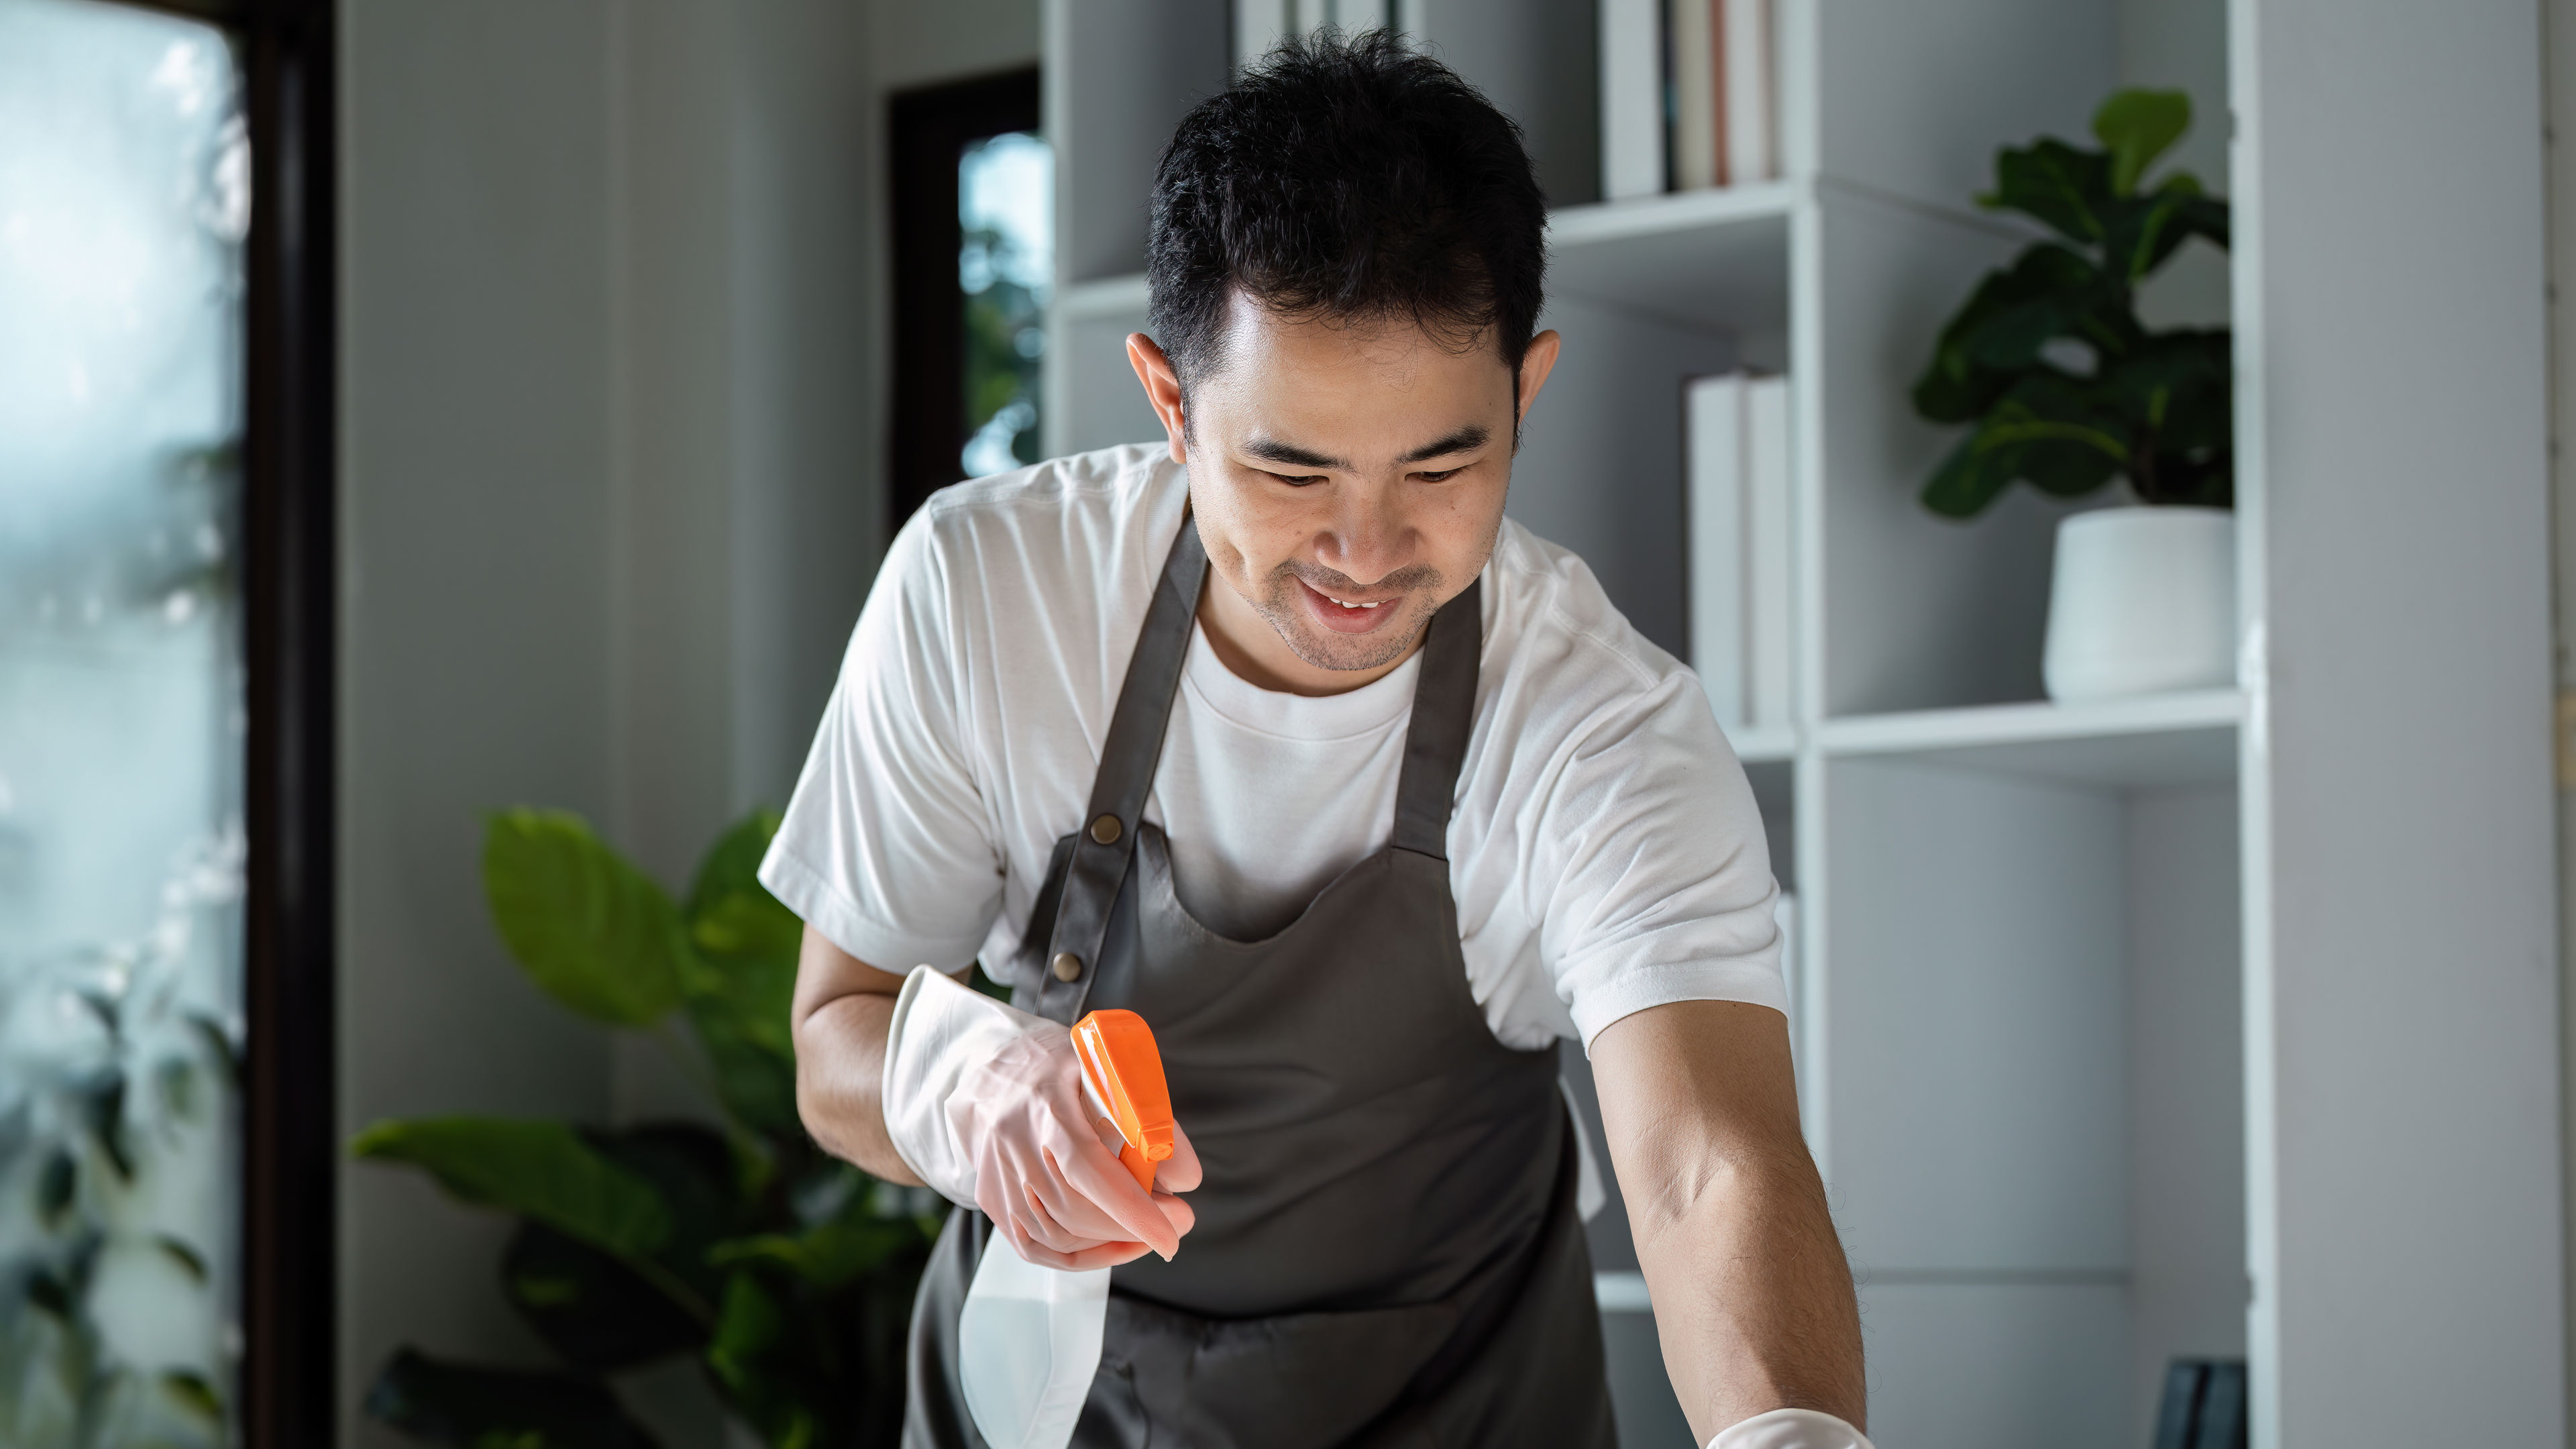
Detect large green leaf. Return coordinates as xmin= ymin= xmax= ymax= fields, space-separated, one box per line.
xmin=363 ymin=1347 xmax=659 ymax=1449
xmin=2099 ymin=177 xmax=2231 ymax=282
xmin=709 ymin=1180 xmax=931 ymax=1291
xmin=351 ymin=1118 xmax=671 ymax=1259
xmin=1911 ymin=245 xmax=2127 ymax=424
xmin=1979 ymin=137 xmax=2112 ymax=244
xmin=706 ymin=1273 xmax=822 ymax=1449
xmin=680 ymin=810 xmax=804 ymax=1137
xmin=2092 ymin=87 xmax=2191 ymax=195
xmin=484 ymin=810 xmax=688 ymax=1028
xmin=502 ymin=1222 xmax=707 ymax=1373
xmin=1920 ymin=374 xmax=2130 ymax=518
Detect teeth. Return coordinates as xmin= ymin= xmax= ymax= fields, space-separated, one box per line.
xmin=1328 ymin=596 xmax=1381 ymax=609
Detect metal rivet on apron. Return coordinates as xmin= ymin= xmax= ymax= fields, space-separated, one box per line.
xmin=1089 ymin=814 xmax=1122 ymax=845
xmin=1050 ymin=951 xmax=1083 ymax=983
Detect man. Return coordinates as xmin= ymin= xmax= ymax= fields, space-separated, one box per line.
xmin=766 ymin=32 xmax=1868 ymax=1449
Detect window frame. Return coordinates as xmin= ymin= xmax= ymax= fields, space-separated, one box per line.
xmin=887 ymin=65 xmax=1041 ymax=531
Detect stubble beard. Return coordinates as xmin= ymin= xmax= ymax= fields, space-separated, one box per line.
xmin=1252 ymin=562 xmax=1444 ymax=674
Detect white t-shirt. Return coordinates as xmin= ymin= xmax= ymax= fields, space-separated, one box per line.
xmin=760 ymin=444 xmax=1784 ymax=1051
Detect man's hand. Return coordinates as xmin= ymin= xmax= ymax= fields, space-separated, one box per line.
xmin=789 ymin=925 xmax=1201 ymax=1268
xmin=1590 ymin=998 xmax=1864 ymax=1441
xmin=950 ymin=1014 xmax=1201 ymax=1268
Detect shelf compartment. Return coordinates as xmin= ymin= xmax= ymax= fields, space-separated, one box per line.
xmin=1546 ymin=181 xmax=1796 ymax=331
xmin=1816 ymin=688 xmax=2242 ymax=787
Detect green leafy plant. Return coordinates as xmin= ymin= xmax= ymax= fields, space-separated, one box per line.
xmin=1911 ymin=89 xmax=2233 ymax=517
xmin=353 ymin=809 xmax=941 ymax=1449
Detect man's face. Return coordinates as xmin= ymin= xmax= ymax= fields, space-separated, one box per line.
xmin=1130 ymin=295 xmax=1560 ymax=690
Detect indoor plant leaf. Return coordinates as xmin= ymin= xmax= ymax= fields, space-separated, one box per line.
xmin=1978 ymin=137 xmax=2112 ymax=243
xmin=350 ymin=1117 xmax=672 ymax=1259
xmin=2091 ymin=87 xmax=2191 ymax=195
xmin=679 ymin=810 xmax=805 ymax=1136
xmin=705 ymin=1273 xmax=823 ymax=1449
xmin=586 ymin=1122 xmax=747 ymax=1295
xmin=1911 ymin=245 xmax=2125 ymax=423
xmin=1920 ymin=378 xmax=2128 ymax=518
xmin=708 ymin=1179 xmax=927 ymax=1291
xmin=502 ymin=1221 xmax=708 ymax=1373
xmin=484 ymin=809 xmax=689 ymax=1028
xmin=363 ymin=1346 xmax=661 ymax=1449
xmin=2099 ymin=180 xmax=2232 ymax=282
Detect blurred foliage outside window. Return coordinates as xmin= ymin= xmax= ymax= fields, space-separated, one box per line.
xmin=0 ymin=1 xmax=252 ymax=1444
xmin=959 ymin=131 xmax=1050 ymax=478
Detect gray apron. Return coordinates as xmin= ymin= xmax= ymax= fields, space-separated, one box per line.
xmin=904 ymin=517 xmax=1616 ymax=1448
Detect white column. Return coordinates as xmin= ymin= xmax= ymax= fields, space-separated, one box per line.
xmin=2233 ymin=0 xmax=2564 ymax=1441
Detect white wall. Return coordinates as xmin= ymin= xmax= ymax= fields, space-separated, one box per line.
xmin=339 ymin=1 xmax=875 ymax=1442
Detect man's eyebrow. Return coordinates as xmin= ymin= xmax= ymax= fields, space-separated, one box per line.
xmin=1397 ymin=424 xmax=1490 ymax=464
xmin=1242 ymin=436 xmax=1346 ymax=470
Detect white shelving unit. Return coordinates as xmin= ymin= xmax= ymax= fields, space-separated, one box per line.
xmin=1038 ymin=1 xmax=2565 ymax=1445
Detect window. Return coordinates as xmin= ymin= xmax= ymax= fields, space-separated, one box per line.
xmin=888 ymin=67 xmax=1045 ymax=529
xmin=958 ymin=130 xmax=1053 ymax=480
xmin=0 ymin=0 xmax=334 ymax=1442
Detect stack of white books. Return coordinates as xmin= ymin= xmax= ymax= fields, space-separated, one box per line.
xmin=1599 ymin=0 xmax=1778 ymax=201
xmin=1686 ymin=372 xmax=1793 ymax=734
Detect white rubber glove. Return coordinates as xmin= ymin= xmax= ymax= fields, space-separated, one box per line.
xmin=1708 ymin=1409 xmax=1874 ymax=1449
xmin=881 ymin=966 xmax=1199 ymax=1269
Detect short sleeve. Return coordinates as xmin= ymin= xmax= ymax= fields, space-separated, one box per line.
xmin=1532 ymin=668 xmax=1786 ymax=1051
xmin=759 ymin=508 xmax=1006 ymax=969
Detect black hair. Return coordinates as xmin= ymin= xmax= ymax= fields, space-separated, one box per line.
xmin=1146 ymin=30 xmax=1548 ymax=394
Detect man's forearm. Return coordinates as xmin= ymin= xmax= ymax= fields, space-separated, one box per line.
xmin=1593 ymin=1000 xmax=1864 ymax=1443
xmin=794 ymin=988 xmax=924 ymax=1186
xmin=1629 ymin=1136 xmax=1862 ymax=1438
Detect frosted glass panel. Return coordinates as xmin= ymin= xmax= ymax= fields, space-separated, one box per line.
xmin=0 ymin=0 xmax=248 ymax=1443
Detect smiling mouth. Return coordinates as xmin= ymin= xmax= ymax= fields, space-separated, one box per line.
xmin=1293 ymin=575 xmax=1410 ymax=635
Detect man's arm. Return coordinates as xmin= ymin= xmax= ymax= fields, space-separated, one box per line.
xmin=788 ymin=923 xmax=924 ymax=1185
xmin=1590 ymin=998 xmax=1864 ymax=1442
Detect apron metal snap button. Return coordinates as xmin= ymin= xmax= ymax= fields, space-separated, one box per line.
xmin=1089 ymin=814 xmax=1122 ymax=845
xmin=1050 ymin=951 xmax=1083 ymax=983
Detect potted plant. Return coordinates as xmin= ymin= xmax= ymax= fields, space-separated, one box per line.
xmin=350 ymin=808 xmax=942 ymax=1449
xmin=1911 ymin=89 xmax=2235 ymax=702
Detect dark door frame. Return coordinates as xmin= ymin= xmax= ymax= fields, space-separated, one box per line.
xmin=887 ymin=66 xmax=1041 ymax=531
xmin=113 ymin=0 xmax=339 ymax=1441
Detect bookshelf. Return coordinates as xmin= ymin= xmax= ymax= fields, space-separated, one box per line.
xmin=1036 ymin=1 xmax=2563 ymax=1446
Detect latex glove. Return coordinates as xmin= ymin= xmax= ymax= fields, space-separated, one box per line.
xmin=881 ymin=966 xmax=1200 ymax=1269
xmin=1708 ymin=1409 xmax=1874 ymax=1449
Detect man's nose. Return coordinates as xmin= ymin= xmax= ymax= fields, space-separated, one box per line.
xmin=1319 ymin=488 xmax=1415 ymax=584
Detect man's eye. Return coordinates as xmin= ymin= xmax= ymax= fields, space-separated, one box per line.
xmin=1265 ymin=470 xmax=1327 ymax=487
xmin=1413 ymin=467 xmax=1462 ymax=483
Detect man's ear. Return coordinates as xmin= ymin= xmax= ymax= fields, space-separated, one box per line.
xmin=1126 ymin=333 xmax=1189 ymax=463
xmin=1515 ymin=329 xmax=1563 ymax=422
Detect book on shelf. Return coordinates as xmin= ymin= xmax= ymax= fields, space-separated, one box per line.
xmin=1668 ymin=0 xmax=1721 ymax=191
xmin=1685 ymin=370 xmax=1794 ymax=734
xmin=1602 ymin=0 xmax=1778 ymax=198
xmin=1598 ymin=0 xmax=1665 ymax=200
xmin=1720 ymin=0 xmax=1775 ymax=186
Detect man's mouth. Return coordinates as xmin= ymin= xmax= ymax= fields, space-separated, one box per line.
xmin=1294 ymin=576 xmax=1404 ymax=635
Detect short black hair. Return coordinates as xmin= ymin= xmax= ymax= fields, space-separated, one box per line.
xmin=1146 ymin=30 xmax=1548 ymax=392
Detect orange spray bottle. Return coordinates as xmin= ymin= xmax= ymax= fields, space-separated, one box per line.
xmin=1071 ymin=1009 xmax=1175 ymax=1193
xmin=959 ymin=1008 xmax=1176 ymax=1449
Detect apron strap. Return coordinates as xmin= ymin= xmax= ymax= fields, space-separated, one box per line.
xmin=1033 ymin=522 xmax=1485 ymax=1019
xmin=1390 ymin=576 xmax=1482 ymax=860
xmin=1033 ymin=515 xmax=1210 ymax=1022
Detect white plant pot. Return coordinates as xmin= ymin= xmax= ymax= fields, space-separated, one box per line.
xmin=2042 ymin=506 xmax=2237 ymax=702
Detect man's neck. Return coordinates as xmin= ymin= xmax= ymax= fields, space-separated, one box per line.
xmin=1195 ymin=575 xmax=1424 ymax=698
